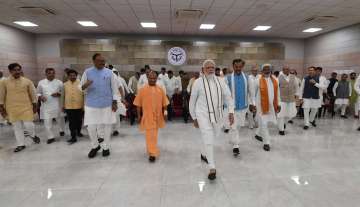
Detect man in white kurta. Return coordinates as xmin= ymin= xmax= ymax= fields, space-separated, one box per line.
xmin=300 ymin=67 xmax=325 ymax=129
xmin=248 ymin=66 xmax=259 ymax=129
xmin=80 ymin=53 xmax=118 ymax=158
xmin=111 ymin=69 xmax=127 ymax=136
xmin=354 ymin=75 xmax=360 ymax=131
xmin=189 ymin=59 xmax=234 ymax=180
xmin=224 ymin=59 xmax=250 ymax=156
xmin=166 ymin=70 xmax=181 ymax=121
xmin=333 ymin=73 xmax=352 ymax=118
xmin=277 ymin=67 xmax=299 ymax=135
xmin=37 ymin=68 xmax=65 ymax=144
xmin=250 ymin=64 xmax=281 ymax=152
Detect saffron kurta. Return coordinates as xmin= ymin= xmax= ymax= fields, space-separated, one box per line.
xmin=0 ymin=76 xmax=37 ymax=122
xmin=133 ymin=84 xmax=169 ymax=131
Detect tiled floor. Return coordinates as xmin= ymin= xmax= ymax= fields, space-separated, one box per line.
xmin=0 ymin=117 xmax=359 ymax=207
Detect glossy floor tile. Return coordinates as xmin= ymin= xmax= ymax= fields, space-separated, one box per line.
xmin=0 ymin=117 xmax=359 ymax=207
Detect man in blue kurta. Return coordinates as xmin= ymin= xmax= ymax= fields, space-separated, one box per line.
xmin=225 ymin=59 xmax=250 ymax=156
xmin=80 ymin=53 xmax=119 ymax=158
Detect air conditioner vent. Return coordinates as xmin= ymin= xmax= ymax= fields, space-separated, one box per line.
xmin=18 ymin=6 xmax=56 ymax=16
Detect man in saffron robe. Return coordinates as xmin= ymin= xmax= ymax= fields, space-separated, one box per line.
xmin=134 ymin=71 xmax=169 ymax=163
xmin=250 ymin=64 xmax=281 ymax=152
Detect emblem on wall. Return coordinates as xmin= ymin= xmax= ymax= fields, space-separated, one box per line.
xmin=167 ymin=47 xmax=186 ymax=66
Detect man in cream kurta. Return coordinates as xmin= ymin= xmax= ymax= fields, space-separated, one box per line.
xmin=189 ymin=59 xmax=234 ymax=181
xmin=37 ymin=68 xmax=65 ymax=144
xmin=80 ymin=53 xmax=118 ymax=158
xmin=277 ymin=67 xmax=299 ymax=135
xmin=250 ymin=64 xmax=281 ymax=152
xmin=0 ymin=63 xmax=40 ymax=152
xmin=248 ymin=66 xmax=259 ymax=129
xmin=224 ymin=59 xmax=250 ymax=156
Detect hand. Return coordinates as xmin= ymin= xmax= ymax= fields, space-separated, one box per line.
xmin=39 ymin=96 xmax=47 ymax=102
xmin=295 ymin=95 xmax=299 ymax=100
xmin=0 ymin=106 xmax=7 ymax=118
xmin=51 ymin=92 xmax=61 ymax=97
xmin=309 ymin=79 xmax=316 ymax=84
xmin=193 ymin=119 xmax=199 ymax=128
xmin=249 ymin=105 xmax=256 ymax=113
xmin=112 ymin=101 xmax=118 ymax=112
xmin=276 ymin=106 xmax=281 ymax=113
xmin=32 ymin=104 xmax=37 ymax=114
xmin=82 ymin=80 xmax=93 ymax=89
xmin=228 ymin=113 xmax=234 ymax=126
xmin=62 ymin=107 xmax=65 ymax=113
xmin=300 ymin=99 xmax=304 ymax=104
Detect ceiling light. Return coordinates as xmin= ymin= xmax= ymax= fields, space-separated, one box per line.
xmin=303 ymin=28 xmax=322 ymax=33
xmin=141 ymin=22 xmax=157 ymax=28
xmin=253 ymin=26 xmax=271 ymax=31
xmin=200 ymin=24 xmax=215 ymax=30
xmin=77 ymin=21 xmax=98 ymax=27
xmin=14 ymin=21 xmax=38 ymax=27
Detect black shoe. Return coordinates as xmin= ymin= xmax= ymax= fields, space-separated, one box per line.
xmin=47 ymin=138 xmax=56 ymax=144
xmin=31 ymin=136 xmax=41 ymax=144
xmin=59 ymin=132 xmax=65 ymax=136
xmin=98 ymin=138 xmax=104 ymax=143
xmin=288 ymin=120 xmax=293 ymax=124
xmin=263 ymin=144 xmax=270 ymax=151
xmin=310 ymin=121 xmax=316 ymax=127
xmin=357 ymin=127 xmax=360 ymax=131
xmin=279 ymin=131 xmax=285 ymax=136
xmin=233 ymin=148 xmax=240 ymax=156
xmin=208 ymin=170 xmax=216 ymax=180
xmin=224 ymin=129 xmax=230 ymax=133
xmin=303 ymin=126 xmax=309 ymax=130
xmin=112 ymin=131 xmax=119 ymax=136
xmin=102 ymin=149 xmax=110 ymax=157
xmin=14 ymin=145 xmax=26 ymax=153
xmin=341 ymin=115 xmax=348 ymax=119
xmin=201 ymin=154 xmax=209 ymax=164
xmin=149 ymin=156 xmax=156 ymax=163
xmin=255 ymin=135 xmax=263 ymax=142
xmin=88 ymin=145 xmax=101 ymax=158
xmin=67 ymin=138 xmax=77 ymax=144
xmin=77 ymin=132 xmax=84 ymax=137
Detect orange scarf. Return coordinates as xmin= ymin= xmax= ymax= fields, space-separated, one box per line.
xmin=259 ymin=75 xmax=278 ymax=114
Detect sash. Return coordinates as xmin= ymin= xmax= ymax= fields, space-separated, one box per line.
xmin=259 ymin=75 xmax=278 ymax=114
xmin=202 ymin=76 xmax=223 ymax=123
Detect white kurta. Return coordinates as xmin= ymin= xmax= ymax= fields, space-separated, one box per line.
xmin=118 ymin=75 xmax=132 ymax=94
xmin=250 ymin=75 xmax=280 ymax=124
xmin=277 ymin=73 xmax=299 ymax=119
xmin=333 ymin=81 xmax=352 ymax=105
xmin=166 ymin=77 xmax=181 ymax=97
xmin=37 ymin=79 xmax=64 ymax=120
xmin=80 ymin=69 xmax=118 ymax=125
xmin=115 ymin=76 xmax=127 ymax=116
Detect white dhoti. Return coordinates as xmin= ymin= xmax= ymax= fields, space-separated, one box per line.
xmin=112 ymin=101 xmax=126 ymax=133
xmin=256 ymin=107 xmax=277 ymax=145
xmin=335 ymin=98 xmax=349 ymax=116
xmin=230 ymin=109 xmax=247 ymax=148
xmin=12 ymin=121 xmax=36 ymax=146
xmin=197 ymin=114 xmax=222 ymax=170
xmin=84 ymin=106 xmax=116 ymax=150
xmin=302 ymin=98 xmax=320 ymax=127
xmin=277 ymin=102 xmax=297 ymax=131
xmin=41 ymin=105 xmax=65 ymax=140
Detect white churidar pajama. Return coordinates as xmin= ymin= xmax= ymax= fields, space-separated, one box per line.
xmin=12 ymin=121 xmax=35 ymax=146
xmin=189 ymin=75 xmax=234 ymax=170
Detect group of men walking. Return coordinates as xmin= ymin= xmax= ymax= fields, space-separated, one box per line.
xmin=1 ymin=53 xmax=360 ymax=181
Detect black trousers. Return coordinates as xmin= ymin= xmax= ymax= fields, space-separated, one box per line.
xmin=65 ymin=109 xmax=83 ymax=138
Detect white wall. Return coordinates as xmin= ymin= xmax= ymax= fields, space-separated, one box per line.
xmin=0 ymin=24 xmax=37 ymax=79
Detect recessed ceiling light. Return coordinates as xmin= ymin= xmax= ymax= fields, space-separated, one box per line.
xmin=77 ymin=21 xmax=98 ymax=27
xmin=14 ymin=21 xmax=38 ymax=27
xmin=141 ymin=22 xmax=157 ymax=28
xmin=253 ymin=26 xmax=271 ymax=31
xmin=200 ymin=24 xmax=215 ymax=30
xmin=303 ymin=28 xmax=322 ymax=33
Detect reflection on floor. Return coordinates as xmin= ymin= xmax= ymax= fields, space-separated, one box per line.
xmin=0 ymin=117 xmax=359 ymax=207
